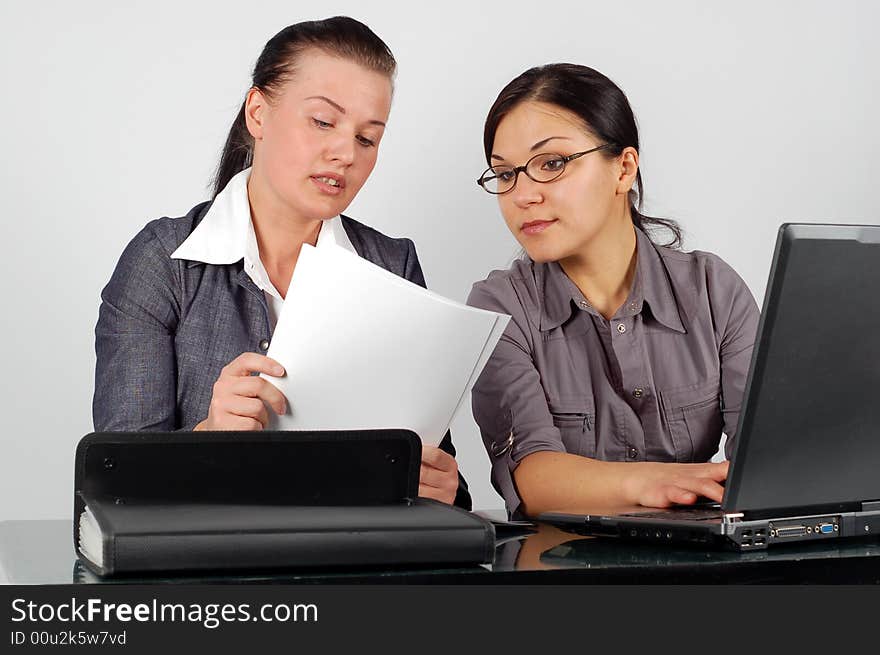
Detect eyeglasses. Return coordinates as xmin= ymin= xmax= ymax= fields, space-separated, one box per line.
xmin=476 ymin=144 xmax=614 ymax=194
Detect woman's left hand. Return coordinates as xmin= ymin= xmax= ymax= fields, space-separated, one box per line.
xmin=418 ymin=445 xmax=459 ymax=505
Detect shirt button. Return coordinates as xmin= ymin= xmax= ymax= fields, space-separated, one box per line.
xmin=633 ymin=388 xmax=644 ymax=399
xmin=616 ymin=323 xmax=627 ymax=333
xmin=579 ymin=300 xmax=590 ymax=309
xmin=628 ymin=447 xmax=638 ymax=459
xmin=258 ymin=339 xmax=270 ymax=351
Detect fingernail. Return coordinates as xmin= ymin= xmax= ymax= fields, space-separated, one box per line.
xmin=273 ymin=365 xmax=284 ymax=376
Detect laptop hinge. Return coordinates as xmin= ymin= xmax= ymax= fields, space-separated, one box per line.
xmin=862 ymin=500 xmax=880 ymax=512
xmin=721 ymin=512 xmax=744 ymax=525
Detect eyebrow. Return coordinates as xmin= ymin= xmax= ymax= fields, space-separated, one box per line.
xmin=305 ymin=95 xmax=386 ymax=127
xmin=490 ymin=136 xmax=572 ymax=161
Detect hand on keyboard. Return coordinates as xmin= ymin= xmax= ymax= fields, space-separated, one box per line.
xmin=623 ymin=460 xmax=729 ymax=508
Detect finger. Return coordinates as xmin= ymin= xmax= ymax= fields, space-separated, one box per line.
xmin=254 ymin=380 xmax=288 ymax=416
xmin=229 ymin=377 xmax=287 ymax=415
xmin=702 ymin=461 xmax=730 ymax=482
xmin=211 ymin=414 xmax=263 ymax=431
xmin=418 ymin=483 xmax=455 ymax=505
xmin=419 ymin=463 xmax=458 ymax=491
xmin=231 ymin=415 xmax=264 ymax=431
xmin=666 ymin=487 xmax=698 ymax=505
xmin=638 ymin=486 xmax=678 ymax=508
xmin=222 ymin=352 xmax=285 ymax=378
xmin=679 ymin=460 xmax=728 ymax=481
xmin=215 ymin=396 xmax=270 ymax=428
xmin=420 ymin=445 xmax=457 ymax=472
xmin=673 ymin=476 xmax=726 ymax=503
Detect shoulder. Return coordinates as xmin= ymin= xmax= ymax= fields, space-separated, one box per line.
xmin=655 ymin=243 xmax=758 ymax=338
xmin=118 ymin=201 xmax=211 ymax=265
xmin=467 ymin=257 xmax=540 ymax=316
xmin=340 ymin=214 xmax=422 ymax=284
xmin=341 ymin=214 xmax=415 ymax=259
xmin=656 ymin=243 xmax=751 ymax=297
xmin=105 ymin=201 xmax=211 ymax=299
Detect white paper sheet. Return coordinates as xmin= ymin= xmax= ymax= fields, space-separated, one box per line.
xmin=261 ymin=244 xmax=510 ymax=445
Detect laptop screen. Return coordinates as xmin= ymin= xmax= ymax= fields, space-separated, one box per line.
xmin=724 ymin=224 xmax=880 ymax=512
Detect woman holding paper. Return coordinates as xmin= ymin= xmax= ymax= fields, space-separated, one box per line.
xmin=467 ymin=64 xmax=760 ymax=518
xmin=93 ymin=17 xmax=468 ymax=508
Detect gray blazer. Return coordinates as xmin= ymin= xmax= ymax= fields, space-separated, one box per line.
xmin=93 ymin=200 xmax=471 ymax=509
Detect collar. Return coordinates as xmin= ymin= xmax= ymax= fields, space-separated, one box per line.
xmin=537 ymin=226 xmax=686 ymax=333
xmin=170 ymin=167 xmax=354 ymax=272
xmin=635 ymin=227 xmax=686 ymax=333
xmin=535 ymin=260 xmax=579 ymax=331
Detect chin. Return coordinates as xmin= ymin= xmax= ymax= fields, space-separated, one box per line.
xmin=520 ymin=242 xmax=567 ymax=264
xmin=305 ymin=199 xmax=351 ymax=221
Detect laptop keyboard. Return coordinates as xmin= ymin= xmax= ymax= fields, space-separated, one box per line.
xmin=618 ymin=506 xmax=724 ymax=521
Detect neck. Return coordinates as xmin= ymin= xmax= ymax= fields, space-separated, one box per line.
xmin=559 ymin=208 xmax=638 ymax=321
xmin=246 ymin=167 xmax=324 ymax=298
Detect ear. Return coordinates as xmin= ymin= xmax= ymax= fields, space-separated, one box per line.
xmin=244 ymin=87 xmax=267 ymax=141
xmin=616 ymin=147 xmax=639 ymax=196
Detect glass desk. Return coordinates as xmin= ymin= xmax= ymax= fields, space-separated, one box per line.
xmin=3 ymin=517 xmax=880 ymax=584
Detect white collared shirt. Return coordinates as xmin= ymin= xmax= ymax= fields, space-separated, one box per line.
xmin=170 ymin=167 xmax=355 ymax=332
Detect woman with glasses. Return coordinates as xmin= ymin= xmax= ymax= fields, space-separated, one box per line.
xmin=468 ymin=64 xmax=759 ymax=519
xmin=93 ymin=17 xmax=469 ymax=508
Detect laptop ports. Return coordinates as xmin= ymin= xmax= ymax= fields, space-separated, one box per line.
xmin=771 ymin=525 xmax=807 ymax=538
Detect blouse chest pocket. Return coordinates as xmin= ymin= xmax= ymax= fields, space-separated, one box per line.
xmin=658 ymin=378 xmax=723 ymax=463
xmin=548 ymin=398 xmax=596 ymax=458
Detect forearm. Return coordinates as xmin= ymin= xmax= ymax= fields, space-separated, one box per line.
xmin=513 ymin=451 xmax=643 ymax=516
xmin=514 ymin=451 xmax=729 ymax=516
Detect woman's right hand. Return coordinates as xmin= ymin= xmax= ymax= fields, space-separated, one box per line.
xmin=625 ymin=460 xmax=730 ymax=508
xmin=194 ymin=352 xmax=287 ymax=431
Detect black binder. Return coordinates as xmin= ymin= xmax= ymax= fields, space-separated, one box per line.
xmin=73 ymin=430 xmax=495 ymax=577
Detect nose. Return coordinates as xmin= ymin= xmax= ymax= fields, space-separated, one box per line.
xmin=510 ymin=173 xmax=543 ymax=209
xmin=325 ymin=131 xmax=355 ymax=167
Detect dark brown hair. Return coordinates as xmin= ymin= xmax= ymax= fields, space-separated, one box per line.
xmin=212 ymin=16 xmax=396 ymax=198
xmin=484 ymin=63 xmax=682 ymax=248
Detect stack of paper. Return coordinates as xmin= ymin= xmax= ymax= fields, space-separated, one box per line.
xmin=261 ymin=244 xmax=509 ymax=445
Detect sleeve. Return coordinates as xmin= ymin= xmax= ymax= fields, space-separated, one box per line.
xmin=467 ymin=279 xmax=567 ymax=518
xmin=706 ymin=257 xmax=761 ymax=459
xmin=92 ymin=223 xmax=184 ymax=432
xmin=401 ymin=238 xmax=472 ymax=510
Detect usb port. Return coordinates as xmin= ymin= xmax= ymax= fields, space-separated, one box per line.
xmin=754 ymin=539 xmax=765 ymax=546
xmin=742 ymin=539 xmax=752 ymax=547
xmin=742 ymin=529 xmax=752 ymax=537
xmin=755 ymin=529 xmax=766 ymax=537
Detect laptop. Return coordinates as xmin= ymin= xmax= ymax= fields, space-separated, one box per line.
xmin=540 ymin=223 xmax=880 ymax=550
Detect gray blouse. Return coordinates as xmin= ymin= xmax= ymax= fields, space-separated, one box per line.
xmin=467 ymin=227 xmax=760 ymax=517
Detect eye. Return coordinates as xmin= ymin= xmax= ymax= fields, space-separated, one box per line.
xmin=541 ymin=156 xmax=565 ymax=172
xmin=356 ymin=135 xmax=376 ymax=148
xmin=312 ymin=117 xmax=333 ymax=129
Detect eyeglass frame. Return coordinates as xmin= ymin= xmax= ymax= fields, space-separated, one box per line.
xmin=476 ymin=143 xmax=615 ymax=194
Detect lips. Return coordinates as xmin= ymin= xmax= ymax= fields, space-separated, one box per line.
xmin=310 ymin=172 xmax=346 ymax=195
xmin=521 ymin=219 xmax=557 ymax=235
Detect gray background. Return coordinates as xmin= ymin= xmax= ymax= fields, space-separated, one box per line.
xmin=1 ymin=0 xmax=877 ymax=519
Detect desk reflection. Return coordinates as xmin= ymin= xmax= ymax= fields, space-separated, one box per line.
xmin=4 ymin=519 xmax=880 ymax=585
